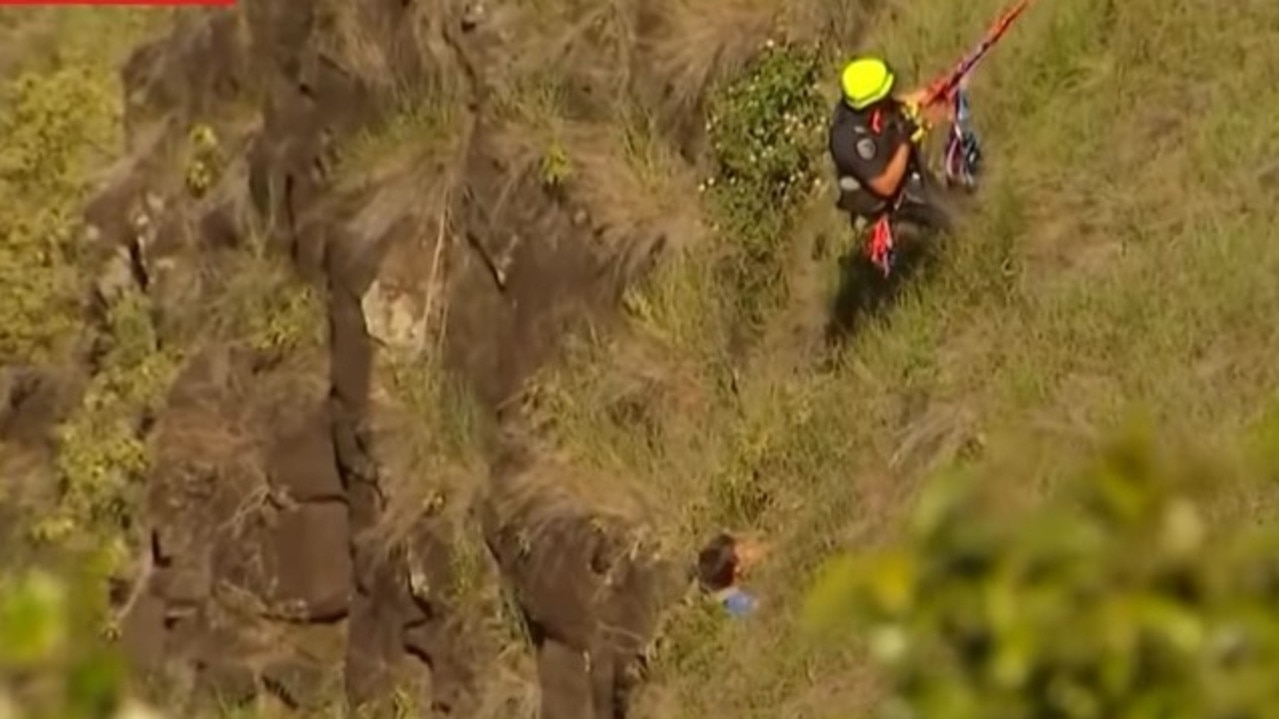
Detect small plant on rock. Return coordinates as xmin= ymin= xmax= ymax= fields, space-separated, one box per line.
xmin=183 ymin=123 xmax=223 ymax=199
xmin=540 ymin=136 xmax=573 ymax=189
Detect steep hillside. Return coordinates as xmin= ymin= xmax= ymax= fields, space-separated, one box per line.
xmin=1 ymin=0 xmax=1278 ymax=717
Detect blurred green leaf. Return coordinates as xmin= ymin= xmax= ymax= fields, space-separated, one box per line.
xmin=804 ymin=429 xmax=1279 ymax=717
xmin=66 ymin=652 xmax=124 ymax=718
xmin=0 ymin=569 xmax=67 ymax=668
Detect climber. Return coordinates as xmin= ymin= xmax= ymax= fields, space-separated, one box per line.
xmin=695 ymin=532 xmax=769 ymax=618
xmin=828 ymin=55 xmax=957 ymax=272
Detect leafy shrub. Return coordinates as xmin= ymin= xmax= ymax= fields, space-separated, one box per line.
xmin=705 ymin=41 xmax=825 ymax=331
xmin=0 ymin=66 xmax=120 ymax=364
xmin=38 ymin=288 xmax=179 ymax=571
xmin=804 ymin=429 xmax=1279 ymax=718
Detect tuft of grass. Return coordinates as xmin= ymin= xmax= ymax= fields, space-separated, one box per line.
xmin=644 ymin=0 xmax=779 ymax=119
xmin=382 ymin=356 xmax=486 ymax=472
xmin=194 ymin=241 xmax=328 ymax=358
xmin=538 ymin=136 xmax=573 ymax=189
xmin=366 ymin=351 xmax=489 ymax=558
xmin=338 ymin=93 xmax=464 ymax=182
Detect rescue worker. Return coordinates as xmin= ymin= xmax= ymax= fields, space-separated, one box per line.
xmin=828 ymin=56 xmax=957 ymax=269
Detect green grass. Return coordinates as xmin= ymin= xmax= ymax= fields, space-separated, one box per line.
xmin=197 ymin=242 xmax=329 ymax=358
xmin=529 ymin=0 xmax=1279 ymax=715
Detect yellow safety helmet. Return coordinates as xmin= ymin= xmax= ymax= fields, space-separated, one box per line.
xmin=840 ymin=57 xmax=896 ymax=110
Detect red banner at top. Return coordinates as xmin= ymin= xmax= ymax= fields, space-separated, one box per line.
xmin=0 ymin=0 xmax=235 ymax=5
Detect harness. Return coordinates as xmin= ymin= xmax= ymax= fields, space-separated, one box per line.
xmin=846 ymin=94 xmax=982 ymax=277
xmin=838 ymin=105 xmax=918 ymax=276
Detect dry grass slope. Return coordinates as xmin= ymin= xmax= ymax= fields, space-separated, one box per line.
xmin=524 ymin=0 xmax=1279 ymax=715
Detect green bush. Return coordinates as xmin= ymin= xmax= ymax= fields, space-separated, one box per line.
xmin=38 ymin=288 xmax=179 ymax=571
xmin=804 ymin=429 xmax=1279 ymax=718
xmin=0 ymin=66 xmax=120 ymax=364
xmin=705 ymin=41 xmax=825 ymax=333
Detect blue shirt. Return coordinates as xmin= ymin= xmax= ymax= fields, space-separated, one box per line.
xmin=720 ymin=587 xmax=757 ymax=618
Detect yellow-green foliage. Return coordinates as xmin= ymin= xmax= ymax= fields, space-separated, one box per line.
xmin=0 ymin=12 xmax=181 ymax=714
xmin=0 ymin=8 xmax=161 ymax=365
xmin=0 ymin=67 xmax=119 ymax=364
xmin=240 ymin=276 xmax=325 ymax=357
xmin=182 ymin=123 xmax=223 ymax=199
xmin=539 ymin=136 xmax=572 ymax=189
xmin=39 ymin=288 xmax=179 ymax=568
xmin=0 ymin=563 xmax=127 ymax=719
xmin=805 ymin=430 xmax=1279 ymax=718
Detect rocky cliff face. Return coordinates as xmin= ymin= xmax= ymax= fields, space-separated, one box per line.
xmin=79 ymin=0 xmax=707 ymax=715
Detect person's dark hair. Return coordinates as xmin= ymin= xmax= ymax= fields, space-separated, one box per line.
xmin=696 ymin=533 xmax=739 ymax=591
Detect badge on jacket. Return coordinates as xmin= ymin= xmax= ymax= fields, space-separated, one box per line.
xmin=856 ymin=137 xmax=877 ymax=160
